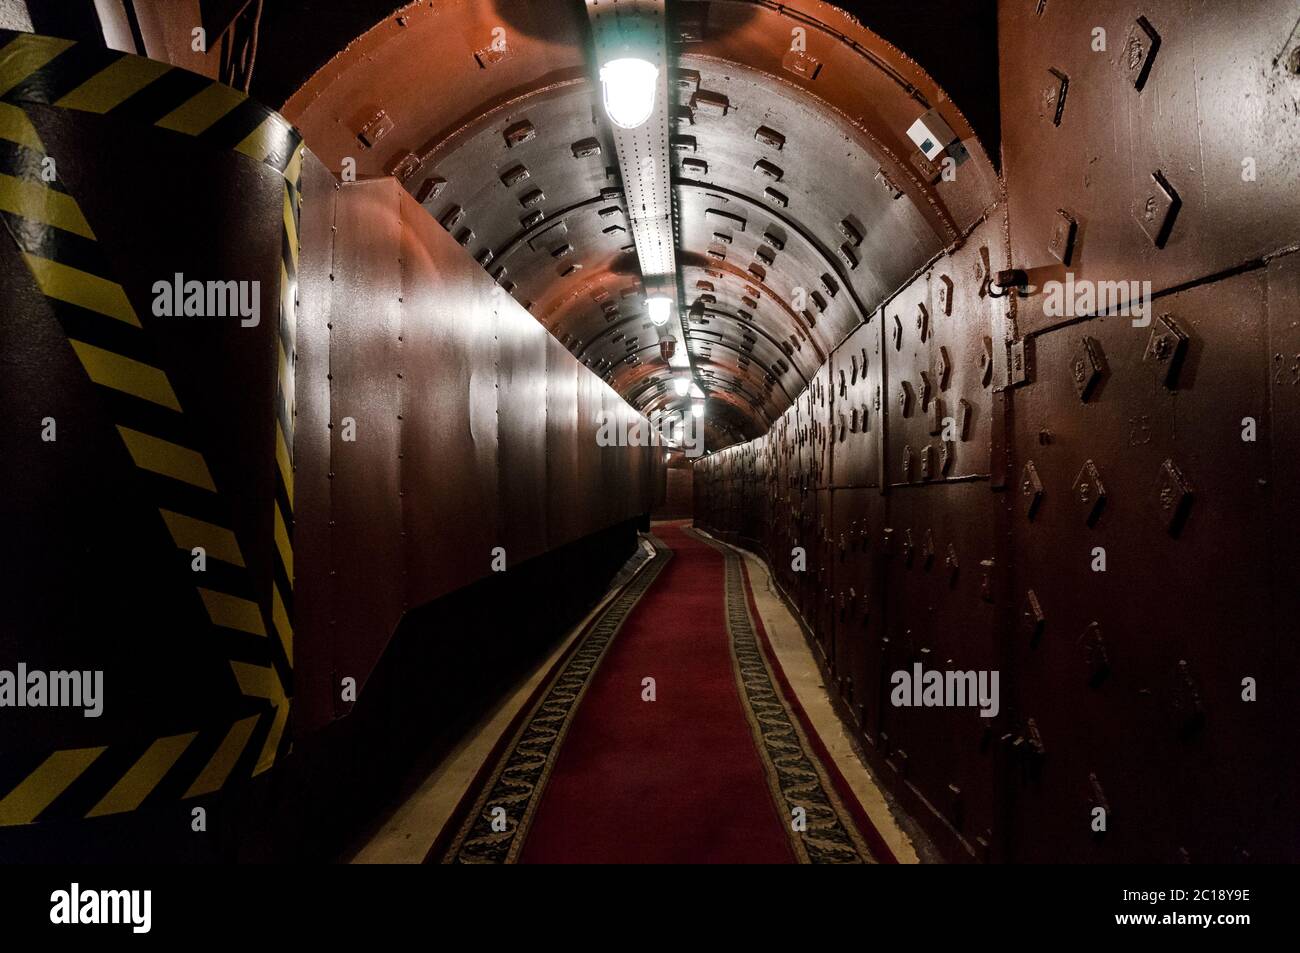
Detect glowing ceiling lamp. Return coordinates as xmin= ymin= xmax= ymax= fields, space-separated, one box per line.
xmin=599 ymin=57 xmax=659 ymax=129
xmin=672 ymin=376 xmax=691 ymax=397
xmin=691 ymin=400 xmax=704 ymax=418
xmin=647 ymin=295 xmax=673 ymax=327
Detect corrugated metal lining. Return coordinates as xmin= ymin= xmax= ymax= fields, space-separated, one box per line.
xmin=280 ymin=0 xmax=1000 ymax=447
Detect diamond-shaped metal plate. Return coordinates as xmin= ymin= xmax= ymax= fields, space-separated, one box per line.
xmin=1021 ymin=589 xmax=1046 ymax=644
xmin=1151 ymin=458 xmax=1193 ymax=536
xmin=1021 ymin=461 xmax=1044 ymax=520
xmin=1134 ymin=170 xmax=1181 ymax=248
xmin=1119 ymin=16 xmax=1161 ymax=92
xmin=1070 ymin=335 xmax=1105 ymax=401
xmin=1143 ymin=314 xmax=1188 ymax=388
xmin=1048 ymin=208 xmax=1077 ymax=264
xmin=1072 ymin=459 xmax=1107 ymax=526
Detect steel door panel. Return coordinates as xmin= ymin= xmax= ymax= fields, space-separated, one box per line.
xmin=812 ymin=364 xmax=832 ymax=487
xmin=811 ymin=488 xmax=835 ymax=665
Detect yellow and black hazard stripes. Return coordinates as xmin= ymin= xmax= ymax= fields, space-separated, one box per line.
xmin=184 ymin=715 xmax=260 ymax=798
xmin=85 ymin=732 xmax=199 ymax=818
xmin=269 ymin=162 xmax=303 ymax=695
xmin=50 ymin=54 xmax=171 ymax=114
xmin=0 ymin=747 xmax=105 ymax=827
xmin=0 ymin=721 xmax=270 ymax=825
xmin=0 ymin=30 xmax=305 ymax=824
xmin=0 ymin=28 xmax=304 ymax=180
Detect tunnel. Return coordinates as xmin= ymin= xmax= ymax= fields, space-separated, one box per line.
xmin=0 ymin=0 xmax=1298 ymax=884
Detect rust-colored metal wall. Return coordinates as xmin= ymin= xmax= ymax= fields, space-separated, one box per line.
xmin=292 ymin=171 xmax=661 ymax=736
xmin=696 ymin=0 xmax=1300 ymax=863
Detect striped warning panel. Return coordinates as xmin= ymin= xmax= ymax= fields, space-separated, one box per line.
xmin=266 ymin=164 xmax=302 ymax=759
xmin=0 ymin=32 xmax=303 ymax=823
xmin=0 ymin=717 xmax=274 ymax=824
xmin=0 ymin=29 xmax=302 ymax=183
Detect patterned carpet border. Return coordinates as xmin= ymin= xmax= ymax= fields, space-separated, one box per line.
xmin=431 ymin=535 xmax=671 ymax=864
xmin=689 ymin=527 xmax=887 ymax=864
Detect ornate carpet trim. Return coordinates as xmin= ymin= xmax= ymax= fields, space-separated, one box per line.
xmin=436 ymin=536 xmax=671 ymax=864
xmin=691 ymin=528 xmax=879 ymax=864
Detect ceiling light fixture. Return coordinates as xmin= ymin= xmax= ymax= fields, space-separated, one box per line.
xmin=599 ymin=57 xmax=659 ymax=129
xmin=647 ymin=295 xmax=673 ymax=327
xmin=673 ymin=376 xmax=691 ymax=397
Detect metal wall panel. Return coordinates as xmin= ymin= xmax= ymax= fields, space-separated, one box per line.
xmin=697 ymin=0 xmax=1300 ymax=863
xmin=292 ymin=153 xmax=340 ymax=736
xmin=545 ymin=334 xmax=583 ymax=550
xmin=296 ymin=178 xmax=660 ymax=735
xmin=828 ymin=318 xmax=884 ymax=489
xmin=1264 ymin=252 xmax=1300 ymax=857
xmin=1000 ymin=0 xmax=1300 ymax=337
xmin=1005 ymin=272 xmax=1280 ymax=863
xmin=877 ymin=480 xmax=1001 ymax=860
xmin=326 ymin=180 xmax=406 ymax=710
xmin=398 ymin=183 xmax=501 ymax=605
xmin=497 ymin=292 xmax=550 ymax=565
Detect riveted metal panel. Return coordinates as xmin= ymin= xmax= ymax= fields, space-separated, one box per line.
xmin=1004 ymin=271 xmax=1280 ymax=863
xmin=291 ymin=152 xmax=339 ymax=735
xmin=878 ymin=479 xmax=1001 ymax=860
xmin=597 ymin=383 xmax=625 ymax=531
xmin=694 ymin=1 xmax=1299 ymax=866
xmin=828 ymin=488 xmax=885 ymax=742
xmin=829 ymin=316 xmax=884 ymax=488
xmin=573 ymin=353 xmax=604 ymax=539
xmin=542 ymin=332 xmax=581 ymax=549
xmin=496 ymin=286 xmax=550 ymax=565
xmin=327 ymin=179 xmax=406 ymax=702
xmin=1000 ymin=0 xmax=1300 ymax=337
xmin=398 ymin=184 xmax=501 ymax=605
xmin=310 ymin=179 xmax=659 ymax=736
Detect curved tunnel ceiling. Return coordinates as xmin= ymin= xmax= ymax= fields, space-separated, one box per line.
xmin=278 ymin=0 xmax=1000 ymax=450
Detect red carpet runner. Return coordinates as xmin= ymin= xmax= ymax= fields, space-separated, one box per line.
xmin=431 ymin=522 xmax=896 ymax=864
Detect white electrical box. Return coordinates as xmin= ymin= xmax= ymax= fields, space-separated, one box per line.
xmin=906 ymin=108 xmax=958 ymax=162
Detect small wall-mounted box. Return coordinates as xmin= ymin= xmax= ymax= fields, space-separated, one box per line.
xmin=906 ymin=108 xmax=958 ymax=162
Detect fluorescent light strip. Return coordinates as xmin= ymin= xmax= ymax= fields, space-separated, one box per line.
xmin=587 ymin=0 xmax=686 ymax=371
